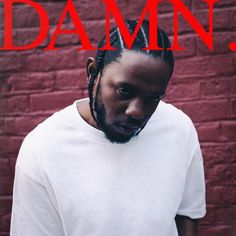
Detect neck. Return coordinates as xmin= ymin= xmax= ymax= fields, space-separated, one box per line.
xmin=76 ymin=99 xmax=99 ymax=129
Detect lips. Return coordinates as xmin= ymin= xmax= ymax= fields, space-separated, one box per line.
xmin=114 ymin=123 xmax=141 ymax=135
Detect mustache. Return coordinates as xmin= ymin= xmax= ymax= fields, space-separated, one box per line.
xmin=118 ymin=118 xmax=147 ymax=128
xmin=94 ymin=99 xmax=147 ymax=129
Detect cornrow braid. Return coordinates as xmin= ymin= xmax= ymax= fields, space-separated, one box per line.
xmin=88 ymin=19 xmax=174 ymax=126
xmin=88 ymin=29 xmax=119 ymax=123
xmin=88 ymin=50 xmax=104 ymax=123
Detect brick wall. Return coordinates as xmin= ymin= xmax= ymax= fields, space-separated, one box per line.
xmin=0 ymin=0 xmax=235 ymax=235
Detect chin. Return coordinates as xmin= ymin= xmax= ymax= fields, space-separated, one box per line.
xmin=105 ymin=133 xmax=135 ymax=144
xmin=94 ymin=103 xmax=139 ymax=143
xmin=102 ymin=127 xmax=137 ymax=144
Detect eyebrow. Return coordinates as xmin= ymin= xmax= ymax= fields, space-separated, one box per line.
xmin=115 ymin=82 xmax=165 ymax=96
xmin=115 ymin=82 xmax=137 ymax=90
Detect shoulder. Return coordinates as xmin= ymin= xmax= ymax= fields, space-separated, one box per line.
xmin=16 ymin=102 xmax=77 ymax=171
xmin=154 ymin=101 xmax=201 ymax=159
xmin=149 ymin=101 xmax=195 ymax=131
xmin=27 ymin=101 xmax=77 ymax=141
xmin=144 ymin=101 xmax=200 ymax=154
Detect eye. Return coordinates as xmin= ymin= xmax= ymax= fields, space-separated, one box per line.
xmin=117 ymin=87 xmax=132 ymax=98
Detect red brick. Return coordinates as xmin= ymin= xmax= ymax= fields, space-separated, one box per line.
xmin=164 ymin=80 xmax=200 ymax=101
xmin=0 ymin=30 xmax=3 ymax=47
xmin=83 ymin=88 xmax=88 ymax=97
xmin=115 ymin=0 xmax=176 ymax=18
xmin=215 ymin=206 xmax=236 ymax=225
xmin=206 ymin=164 xmax=236 ymax=187
xmin=74 ymin=0 xmax=190 ymax=21
xmin=0 ymin=213 xmax=11 ymax=233
xmin=221 ymin=121 xmax=236 ymax=141
xmin=0 ymin=98 xmax=6 ymax=116
xmin=76 ymin=50 xmax=96 ymax=68
xmin=159 ymin=11 xmax=202 ymax=35
xmin=0 ymin=159 xmax=11 ymax=177
xmin=30 ymin=91 xmax=83 ymax=112
xmin=3 ymin=116 xmax=47 ymax=136
xmin=49 ymin=20 xmax=106 ymax=47
xmin=0 ymin=230 xmax=9 ymax=236
xmin=192 ymin=0 xmax=236 ymax=10
xmin=7 ymin=72 xmax=55 ymax=91
xmin=0 ymin=119 xmax=3 ymax=135
xmin=156 ymin=1 xmax=174 ymax=13
xmin=198 ymin=225 xmax=236 ymax=236
xmin=163 ymin=8 xmax=233 ymax=39
xmin=13 ymin=5 xmax=40 ymax=29
xmin=55 ymin=69 xmax=87 ymax=89
xmin=12 ymin=2 xmax=67 ymax=28
xmin=25 ymin=48 xmax=90 ymax=72
xmin=174 ymin=55 xmax=234 ymax=79
xmin=171 ymin=35 xmax=196 ymax=59
xmin=112 ymin=0 xmax=188 ymax=18
xmin=9 ymin=158 xmax=17 ymax=175
xmin=200 ymin=77 xmax=236 ymax=98
xmin=207 ymin=186 xmax=236 ymax=205
xmin=197 ymin=32 xmax=236 ymax=55
xmin=196 ymin=122 xmax=221 ymax=142
xmin=50 ymin=19 xmax=110 ymax=48
xmin=0 ymin=1 xmax=236 ymax=236
xmin=232 ymin=100 xmax=236 ymax=115
xmin=158 ymin=14 xmax=174 ymax=35
xmin=73 ymin=0 xmax=106 ymax=21
xmin=157 ymin=0 xmax=190 ymax=14
xmin=230 ymin=98 xmax=236 ymax=119
xmin=84 ymin=20 xmax=107 ymax=45
xmin=0 ymin=136 xmax=23 ymax=155
xmin=0 ymin=196 xmax=12 ymax=212
xmin=180 ymin=100 xmax=232 ymax=122
xmin=192 ymin=0 xmax=213 ymax=10
xmin=196 ymin=9 xmax=233 ymax=31
xmin=0 ymin=7 xmax=3 ymax=30
xmin=5 ymin=96 xmax=29 ymax=114
xmin=43 ymin=2 xmax=70 ymax=26
xmin=13 ymin=28 xmax=50 ymax=48
xmin=199 ymin=205 xmax=215 ymax=226
xmin=233 ymin=55 xmax=236 ymax=73
xmin=49 ymin=24 xmax=81 ymax=47
xmin=0 ymin=75 xmax=11 ymax=94
xmin=0 ymin=176 xmax=13 ymax=195
xmin=0 ymin=197 xmax=12 ymax=232
xmin=0 ymin=96 xmax=28 ymax=115
xmin=202 ymin=143 xmax=236 ymax=166
xmin=0 ymin=233 xmax=10 ymax=236
xmin=0 ymin=52 xmax=27 ymax=73
xmin=232 ymin=9 xmax=236 ymax=30
xmin=159 ymin=7 xmax=233 ymax=36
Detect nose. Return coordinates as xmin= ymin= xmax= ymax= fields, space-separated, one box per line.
xmin=125 ymin=98 xmax=146 ymax=120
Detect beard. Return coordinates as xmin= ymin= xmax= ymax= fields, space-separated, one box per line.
xmin=94 ymin=98 xmax=138 ymax=144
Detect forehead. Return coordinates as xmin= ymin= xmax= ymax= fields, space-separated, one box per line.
xmin=102 ymin=50 xmax=171 ymax=91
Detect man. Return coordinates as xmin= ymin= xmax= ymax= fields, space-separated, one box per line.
xmin=10 ymin=20 xmax=206 ymax=236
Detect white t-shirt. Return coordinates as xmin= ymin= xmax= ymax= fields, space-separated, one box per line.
xmin=10 ymin=99 xmax=206 ymax=236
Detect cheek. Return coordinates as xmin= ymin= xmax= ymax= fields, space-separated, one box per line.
xmin=106 ymin=102 xmax=127 ymax=120
xmin=102 ymin=97 xmax=127 ymax=121
xmin=100 ymin=88 xmax=126 ymax=119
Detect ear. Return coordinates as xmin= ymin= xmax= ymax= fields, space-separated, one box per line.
xmin=86 ymin=57 xmax=96 ymax=81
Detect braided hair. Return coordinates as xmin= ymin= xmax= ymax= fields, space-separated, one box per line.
xmin=88 ymin=19 xmax=174 ymax=125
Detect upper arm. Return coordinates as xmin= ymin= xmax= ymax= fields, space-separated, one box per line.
xmin=10 ymin=167 xmax=65 ymax=236
xmin=177 ymin=125 xmax=206 ymax=219
xmin=175 ymin=215 xmax=198 ymax=236
xmin=10 ymin=135 xmax=64 ymax=236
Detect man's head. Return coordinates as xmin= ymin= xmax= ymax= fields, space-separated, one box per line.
xmin=87 ymin=20 xmax=174 ymax=144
